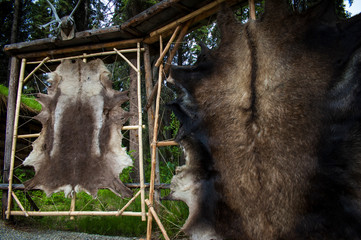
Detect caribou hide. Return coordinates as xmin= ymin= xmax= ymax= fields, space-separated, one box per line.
xmin=167 ymin=1 xmax=361 ymax=239
xmin=24 ymin=59 xmax=133 ymax=198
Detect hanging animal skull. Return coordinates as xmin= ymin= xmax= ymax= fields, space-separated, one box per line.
xmin=40 ymin=0 xmax=82 ymax=40
xmin=24 ymin=59 xmax=133 ymax=198
xmin=167 ymin=1 xmax=361 ymax=239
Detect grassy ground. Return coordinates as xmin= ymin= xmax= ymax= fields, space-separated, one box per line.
xmin=3 ymin=189 xmax=188 ymax=239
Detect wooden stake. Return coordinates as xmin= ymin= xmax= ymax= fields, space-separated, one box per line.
xmin=145 ymin=199 xmax=170 ymax=240
xmin=249 ymin=0 xmax=256 ymax=20
xmin=7 ymin=58 xmax=26 ymax=219
xmin=23 ymin=57 xmax=50 ymax=84
xmin=136 ymin=42 xmax=146 ymax=221
xmin=155 ymin=26 xmax=181 ymax=67
xmin=17 ymin=133 xmax=41 ymax=139
xmin=156 ymin=140 xmax=178 ymax=147
xmin=114 ymin=48 xmax=139 ymax=72
xmin=11 ymin=192 xmax=29 ymax=217
xmin=116 ymin=190 xmax=142 ymax=216
xmin=70 ymin=192 xmax=76 ymax=220
xmin=147 ymin=36 xmax=164 ymax=240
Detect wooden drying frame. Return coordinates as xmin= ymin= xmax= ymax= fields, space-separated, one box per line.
xmin=5 ymin=44 xmax=147 ymax=221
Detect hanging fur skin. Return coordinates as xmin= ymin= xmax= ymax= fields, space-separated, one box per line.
xmin=24 ymin=59 xmax=133 ymax=198
xmin=167 ymin=1 xmax=361 ymax=239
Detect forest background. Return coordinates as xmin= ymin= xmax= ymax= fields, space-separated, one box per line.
xmin=0 ymin=0 xmax=355 ymax=239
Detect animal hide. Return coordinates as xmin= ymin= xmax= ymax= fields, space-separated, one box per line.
xmin=167 ymin=1 xmax=361 ymax=239
xmin=24 ymin=59 xmax=133 ymax=198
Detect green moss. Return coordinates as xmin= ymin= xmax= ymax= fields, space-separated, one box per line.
xmin=0 ymin=84 xmax=42 ymax=111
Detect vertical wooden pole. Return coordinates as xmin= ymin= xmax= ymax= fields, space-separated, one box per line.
xmin=6 ymin=58 xmax=26 ymax=219
xmin=249 ymin=0 xmax=256 ymax=20
xmin=137 ymin=42 xmax=146 ymax=221
xmin=2 ymin=56 xmax=19 ymax=220
xmin=70 ymin=193 xmax=76 ymax=220
xmin=145 ymin=199 xmax=170 ymax=240
xmin=144 ymin=44 xmax=161 ymax=208
xmin=155 ymin=150 xmax=160 ymax=207
xmin=147 ymin=36 xmax=164 ymax=240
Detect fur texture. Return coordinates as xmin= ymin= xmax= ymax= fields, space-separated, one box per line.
xmin=167 ymin=1 xmax=361 ymax=239
xmin=24 ymin=59 xmax=133 ymax=198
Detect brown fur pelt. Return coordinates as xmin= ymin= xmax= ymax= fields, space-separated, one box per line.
xmin=167 ymin=1 xmax=361 ymax=239
xmin=24 ymin=59 xmax=133 ymax=198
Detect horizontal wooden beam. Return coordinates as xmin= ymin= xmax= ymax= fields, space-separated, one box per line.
xmin=8 ymin=210 xmax=143 ymax=217
xmin=27 ymin=48 xmax=143 ymax=65
xmin=14 ymin=38 xmax=142 ymax=60
xmin=156 ymin=140 xmax=178 ymax=147
xmin=121 ymin=0 xmax=182 ymax=29
xmin=17 ymin=125 xmax=146 ymax=139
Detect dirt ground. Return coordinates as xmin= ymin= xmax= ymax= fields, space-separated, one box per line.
xmin=0 ymin=220 xmax=139 ymax=240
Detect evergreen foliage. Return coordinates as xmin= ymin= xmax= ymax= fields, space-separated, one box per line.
xmin=0 ymin=0 xmax=353 ymax=238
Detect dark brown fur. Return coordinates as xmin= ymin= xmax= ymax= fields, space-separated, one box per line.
xmin=168 ymin=1 xmax=361 ymax=239
xmin=24 ymin=59 xmax=133 ymax=198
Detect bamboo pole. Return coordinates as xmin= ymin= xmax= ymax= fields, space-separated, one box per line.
xmin=7 ymin=58 xmax=26 ymax=219
xmin=163 ymin=20 xmax=193 ymax=75
xmin=27 ymin=48 xmax=144 ymax=65
xmin=70 ymin=193 xmax=76 ymax=220
xmin=149 ymin=0 xmax=226 ymax=37
xmin=116 ymin=190 xmax=142 ymax=216
xmin=16 ymin=125 xmax=146 ymax=139
xmin=114 ymin=48 xmax=139 ymax=73
xmin=147 ymin=36 xmax=164 ymax=240
xmin=17 ymin=133 xmax=41 ymax=139
xmin=156 ymin=140 xmax=178 ymax=147
xmin=249 ymin=0 xmax=256 ymax=20
xmin=8 ymin=211 xmax=143 ymax=217
xmin=154 ymin=25 xmax=181 ymax=67
xmin=11 ymin=192 xmax=29 ymax=217
xmin=23 ymin=57 xmax=50 ymax=84
xmin=136 ymin=42 xmax=146 ymax=221
xmin=145 ymin=199 xmax=170 ymax=240
xmin=83 ymin=54 xmax=87 ymax=63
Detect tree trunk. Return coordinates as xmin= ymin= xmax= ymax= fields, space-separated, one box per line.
xmin=129 ymin=58 xmax=140 ymax=183
xmin=2 ymin=57 xmax=19 ymax=220
xmin=144 ymin=44 xmax=155 ymax=149
xmin=10 ymin=0 xmax=20 ymax=44
xmin=3 ymin=0 xmax=21 ymax=220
